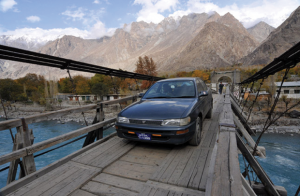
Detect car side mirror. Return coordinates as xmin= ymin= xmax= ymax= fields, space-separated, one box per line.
xmin=199 ymin=91 xmax=208 ymax=97
xmin=138 ymin=93 xmax=144 ymax=98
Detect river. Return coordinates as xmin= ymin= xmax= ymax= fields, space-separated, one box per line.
xmin=239 ymin=133 xmax=300 ymax=196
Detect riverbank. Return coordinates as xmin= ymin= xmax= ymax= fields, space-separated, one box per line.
xmin=0 ymin=102 xmax=122 ymax=124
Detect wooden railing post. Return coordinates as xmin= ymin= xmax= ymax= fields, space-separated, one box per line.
xmin=7 ymin=127 xmax=23 ymax=184
xmin=20 ymin=118 xmax=36 ymax=176
xmin=97 ymin=103 xmax=104 ymax=140
xmin=82 ymin=103 xmax=105 ymax=147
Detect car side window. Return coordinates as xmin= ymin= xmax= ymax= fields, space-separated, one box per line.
xmin=196 ymin=79 xmax=204 ymax=93
xmin=200 ymin=80 xmax=208 ymax=91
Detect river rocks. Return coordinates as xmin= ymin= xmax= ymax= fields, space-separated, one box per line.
xmin=252 ymin=125 xmax=300 ymax=134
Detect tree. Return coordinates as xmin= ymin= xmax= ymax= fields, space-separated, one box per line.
xmin=192 ymin=70 xmax=210 ymax=82
xmin=0 ymin=79 xmax=22 ymax=101
xmin=280 ymin=95 xmax=292 ymax=113
xmin=91 ymin=83 xmax=109 ymax=100
xmin=135 ymin=56 xmax=158 ymax=90
xmin=58 ymin=78 xmax=73 ymax=93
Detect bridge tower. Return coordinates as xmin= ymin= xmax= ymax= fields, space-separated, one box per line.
xmin=210 ymin=69 xmax=241 ymax=92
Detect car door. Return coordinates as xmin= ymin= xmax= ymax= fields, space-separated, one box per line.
xmin=195 ymin=79 xmax=207 ymax=116
xmin=198 ymin=79 xmax=211 ymax=115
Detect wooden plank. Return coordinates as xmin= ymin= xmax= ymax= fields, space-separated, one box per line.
xmin=230 ymin=99 xmax=255 ymax=136
xmin=40 ymin=166 xmax=100 ymax=196
xmin=150 ymin=146 xmax=179 ymax=181
xmin=143 ymin=181 xmax=205 ymax=196
xmin=82 ymin=181 xmax=138 ymax=196
xmin=7 ymin=163 xmax=74 ymax=196
xmin=103 ymin=160 xmax=155 ymax=181
xmin=1 ymin=133 xmax=117 ymax=196
xmin=167 ymin=147 xmax=194 ymax=185
xmin=120 ymin=154 xmax=165 ymax=166
xmin=177 ymin=146 xmax=203 ymax=187
xmin=198 ymin=149 xmax=213 ymax=190
xmin=188 ymin=149 xmax=210 ymax=190
xmin=24 ymin=166 xmax=82 ymax=196
xmin=236 ymin=133 xmax=280 ymax=196
xmin=211 ymin=132 xmax=230 ymax=196
xmin=233 ymin=114 xmax=266 ymax=158
xmin=72 ymin=136 xmax=122 ymax=163
xmin=229 ymin=132 xmax=243 ymax=196
xmin=69 ymin=189 xmax=97 ymax=196
xmin=7 ymin=130 xmax=22 ymax=184
xmin=160 ymin=146 xmax=192 ymax=183
xmin=92 ymin=173 xmax=144 ymax=193
xmin=90 ymin=140 xmax=136 ymax=168
xmin=204 ymin=141 xmax=218 ymax=196
xmin=21 ymin=120 xmax=36 ymax=175
xmin=153 ymin=188 xmax=169 ymax=196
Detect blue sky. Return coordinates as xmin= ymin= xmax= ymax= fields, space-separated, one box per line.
xmin=0 ymin=0 xmax=299 ymax=40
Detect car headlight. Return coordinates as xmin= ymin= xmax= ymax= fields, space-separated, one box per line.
xmin=117 ymin=117 xmax=129 ymax=123
xmin=162 ymin=116 xmax=191 ymax=126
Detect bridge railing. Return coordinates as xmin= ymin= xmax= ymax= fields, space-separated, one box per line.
xmin=0 ymin=95 xmax=137 ymax=186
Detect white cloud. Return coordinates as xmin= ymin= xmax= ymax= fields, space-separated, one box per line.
xmin=0 ymin=0 xmax=17 ymax=12
xmin=2 ymin=23 xmax=116 ymax=40
xmin=134 ymin=0 xmax=179 ymax=23
xmin=89 ymin=21 xmax=116 ymax=38
xmin=26 ymin=16 xmax=41 ymax=23
xmin=169 ymin=0 xmax=299 ymax=28
xmin=62 ymin=7 xmax=86 ymax=21
xmin=93 ymin=0 xmax=100 ymax=4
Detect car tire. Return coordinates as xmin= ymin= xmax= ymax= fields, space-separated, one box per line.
xmin=189 ymin=117 xmax=202 ymax=146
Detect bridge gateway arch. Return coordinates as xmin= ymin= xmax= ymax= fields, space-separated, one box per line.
xmin=210 ymin=69 xmax=241 ymax=92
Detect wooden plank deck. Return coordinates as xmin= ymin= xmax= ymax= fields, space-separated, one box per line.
xmin=3 ymin=95 xmax=230 ymax=196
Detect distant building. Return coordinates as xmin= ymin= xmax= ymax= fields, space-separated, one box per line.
xmin=275 ymin=81 xmax=300 ymax=99
xmin=244 ymin=91 xmax=271 ymax=101
xmin=66 ymin=94 xmax=126 ymax=102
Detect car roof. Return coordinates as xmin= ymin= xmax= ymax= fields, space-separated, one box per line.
xmin=157 ymin=77 xmax=198 ymax=82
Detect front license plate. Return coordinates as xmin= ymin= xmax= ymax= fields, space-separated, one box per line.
xmin=137 ymin=133 xmax=151 ymax=140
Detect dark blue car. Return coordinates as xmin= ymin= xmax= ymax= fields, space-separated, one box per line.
xmin=115 ymin=77 xmax=213 ymax=146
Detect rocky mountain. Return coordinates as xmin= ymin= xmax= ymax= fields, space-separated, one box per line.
xmin=0 ymin=11 xmax=276 ymax=79
xmin=161 ymin=13 xmax=259 ymax=71
xmin=247 ymin=22 xmax=275 ymax=43
xmin=242 ymin=6 xmax=300 ymax=66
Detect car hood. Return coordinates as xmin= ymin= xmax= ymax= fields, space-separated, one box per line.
xmin=120 ymin=99 xmax=196 ymax=119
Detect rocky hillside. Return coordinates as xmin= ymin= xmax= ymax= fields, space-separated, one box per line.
xmin=0 ymin=11 xmax=276 ymax=79
xmin=247 ymin=22 xmax=275 ymax=43
xmin=241 ymin=6 xmax=300 ymax=66
xmin=161 ymin=13 xmax=259 ymax=71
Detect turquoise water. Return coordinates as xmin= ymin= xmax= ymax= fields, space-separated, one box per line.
xmin=239 ymin=133 xmax=300 ymax=196
xmin=0 ymin=118 xmax=115 ymax=189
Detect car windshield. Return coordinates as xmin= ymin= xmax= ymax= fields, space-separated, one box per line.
xmin=144 ymin=80 xmax=196 ymax=99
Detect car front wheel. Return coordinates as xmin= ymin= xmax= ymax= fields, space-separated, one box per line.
xmin=189 ymin=117 xmax=202 ymax=146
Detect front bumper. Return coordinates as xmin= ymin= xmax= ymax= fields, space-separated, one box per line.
xmin=115 ymin=121 xmax=196 ymax=145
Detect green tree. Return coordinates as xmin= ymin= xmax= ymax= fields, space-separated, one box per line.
xmin=0 ymin=79 xmax=23 ymax=101
xmin=91 ymin=83 xmax=109 ymax=100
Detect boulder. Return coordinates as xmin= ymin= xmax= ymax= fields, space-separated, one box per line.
xmin=289 ymin=110 xmax=300 ymax=118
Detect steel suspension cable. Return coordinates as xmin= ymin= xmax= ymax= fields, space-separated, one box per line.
xmin=246 ymin=79 xmax=265 ymax=123
xmin=242 ymin=81 xmax=255 ymax=112
xmin=67 ymin=69 xmax=88 ymax=126
xmin=252 ymin=68 xmax=290 ymax=155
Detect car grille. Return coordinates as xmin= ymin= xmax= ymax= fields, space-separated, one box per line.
xmin=129 ymin=119 xmax=162 ymax=125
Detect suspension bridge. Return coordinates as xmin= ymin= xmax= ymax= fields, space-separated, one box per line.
xmin=0 ymin=42 xmax=300 ymax=195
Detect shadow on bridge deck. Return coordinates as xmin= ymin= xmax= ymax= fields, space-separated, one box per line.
xmin=4 ymin=95 xmax=224 ymax=196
